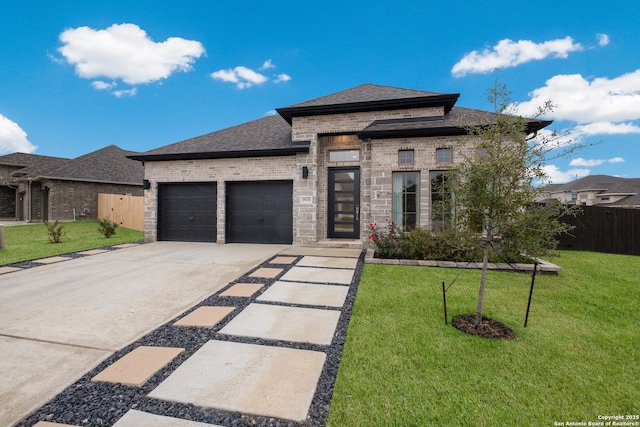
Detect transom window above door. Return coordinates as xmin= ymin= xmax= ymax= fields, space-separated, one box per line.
xmin=329 ymin=150 xmax=360 ymax=162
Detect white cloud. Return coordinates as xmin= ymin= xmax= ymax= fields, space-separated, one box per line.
xmin=543 ymin=165 xmax=590 ymax=184
xmin=574 ymin=121 xmax=640 ymax=135
xmin=211 ymin=66 xmax=268 ymax=89
xmin=112 ymin=87 xmax=138 ymax=97
xmin=0 ymin=114 xmax=37 ymax=154
xmin=58 ymin=23 xmax=205 ymax=92
xmin=513 ymin=70 xmax=640 ymax=123
xmin=261 ymin=59 xmax=275 ymax=70
xmin=452 ymin=36 xmax=582 ymax=77
xmin=265 ymin=110 xmax=278 ymax=116
xmin=91 ymin=80 xmax=116 ymax=90
xmin=568 ymin=157 xmax=623 ymax=168
xmin=596 ymin=33 xmax=610 ymax=47
xmin=211 ymin=62 xmax=291 ymax=89
xmin=274 ymin=73 xmax=291 ymax=83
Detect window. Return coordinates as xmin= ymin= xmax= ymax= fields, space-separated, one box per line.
xmin=430 ymin=171 xmax=453 ymax=231
xmin=393 ymin=172 xmax=419 ymax=231
xmin=398 ymin=149 xmax=414 ymax=165
xmin=329 ymin=149 xmax=359 ymax=162
xmin=436 ymin=148 xmax=451 ymax=163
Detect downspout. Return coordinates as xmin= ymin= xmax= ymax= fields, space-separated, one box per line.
xmin=26 ymin=178 xmax=32 ymax=222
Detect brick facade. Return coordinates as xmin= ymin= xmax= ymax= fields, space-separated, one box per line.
xmin=138 ymin=85 xmax=501 ymax=246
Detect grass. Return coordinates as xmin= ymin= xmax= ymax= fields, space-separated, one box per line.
xmin=0 ymin=221 xmax=144 ymax=266
xmin=328 ymin=251 xmax=639 ymax=426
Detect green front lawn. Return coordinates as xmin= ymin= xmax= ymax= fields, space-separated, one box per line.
xmin=329 ymin=251 xmax=639 ymax=426
xmin=0 ymin=221 xmax=144 ymax=266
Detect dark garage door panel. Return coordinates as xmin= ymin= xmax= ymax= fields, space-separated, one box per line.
xmin=158 ymin=183 xmax=217 ymax=242
xmin=227 ymin=181 xmax=293 ymax=244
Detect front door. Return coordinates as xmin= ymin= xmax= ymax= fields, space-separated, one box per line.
xmin=328 ymin=167 xmax=360 ymax=239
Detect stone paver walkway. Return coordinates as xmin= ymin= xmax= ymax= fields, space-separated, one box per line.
xmin=17 ymin=247 xmax=363 ymax=427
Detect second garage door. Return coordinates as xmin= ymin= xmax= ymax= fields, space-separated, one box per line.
xmin=226 ymin=181 xmax=293 ymax=244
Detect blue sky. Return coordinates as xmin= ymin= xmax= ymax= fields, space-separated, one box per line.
xmin=1 ymin=0 xmax=638 ymax=183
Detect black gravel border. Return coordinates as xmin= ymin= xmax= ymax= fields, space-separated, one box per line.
xmin=15 ymin=250 xmax=365 ymax=427
xmin=3 ymin=242 xmax=145 ymax=271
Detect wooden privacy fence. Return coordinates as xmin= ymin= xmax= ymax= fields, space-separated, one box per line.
xmin=557 ymin=206 xmax=640 ymax=256
xmin=97 ymin=193 xmax=144 ymax=231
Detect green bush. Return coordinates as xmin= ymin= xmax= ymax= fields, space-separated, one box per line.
xmin=45 ymin=221 xmax=66 ymax=243
xmin=402 ymin=228 xmax=484 ymax=262
xmin=98 ymin=217 xmax=119 ymax=238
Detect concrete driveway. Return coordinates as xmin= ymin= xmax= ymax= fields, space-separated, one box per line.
xmin=0 ymin=242 xmax=287 ymax=427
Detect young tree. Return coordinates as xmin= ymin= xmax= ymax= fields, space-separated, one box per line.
xmin=451 ymin=81 xmax=580 ymax=329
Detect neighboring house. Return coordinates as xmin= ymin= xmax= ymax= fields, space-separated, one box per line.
xmin=539 ymin=175 xmax=640 ymax=208
xmin=130 ymin=84 xmax=550 ymax=246
xmin=0 ymin=145 xmax=144 ymax=222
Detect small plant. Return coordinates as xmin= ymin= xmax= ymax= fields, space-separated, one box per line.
xmin=98 ymin=217 xmax=119 ymax=238
xmin=45 ymin=221 xmax=66 ymax=243
xmin=369 ymin=220 xmax=403 ymax=258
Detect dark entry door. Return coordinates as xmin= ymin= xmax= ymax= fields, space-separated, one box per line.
xmin=226 ymin=180 xmax=293 ymax=244
xmin=157 ymin=182 xmax=217 ymax=242
xmin=328 ymin=168 xmax=360 ymax=238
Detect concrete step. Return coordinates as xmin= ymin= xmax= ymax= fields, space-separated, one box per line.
xmin=316 ymin=239 xmax=363 ymax=249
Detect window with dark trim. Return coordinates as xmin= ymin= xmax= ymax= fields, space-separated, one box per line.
xmin=393 ymin=171 xmax=419 ymax=231
xmin=430 ymin=170 xmax=453 ymax=231
xmin=436 ymin=148 xmax=452 ymax=163
xmin=398 ymin=149 xmax=414 ymax=165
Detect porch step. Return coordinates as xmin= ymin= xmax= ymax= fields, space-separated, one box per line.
xmin=316 ymin=239 xmax=363 ymax=249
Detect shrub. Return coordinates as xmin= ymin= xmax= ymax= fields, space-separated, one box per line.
xmin=402 ymin=228 xmax=484 ymax=262
xmin=45 ymin=221 xmax=66 ymax=243
xmin=98 ymin=217 xmax=119 ymax=238
xmin=369 ymin=220 xmax=403 ymax=258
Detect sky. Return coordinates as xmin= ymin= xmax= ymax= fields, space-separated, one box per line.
xmin=1 ymin=1 xmax=639 ymax=184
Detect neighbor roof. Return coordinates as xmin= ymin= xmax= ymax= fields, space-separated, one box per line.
xmin=13 ymin=145 xmax=143 ymax=185
xmin=0 ymin=152 xmax=68 ymax=171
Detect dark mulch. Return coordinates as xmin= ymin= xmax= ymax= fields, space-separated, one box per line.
xmin=451 ymin=314 xmax=516 ymax=339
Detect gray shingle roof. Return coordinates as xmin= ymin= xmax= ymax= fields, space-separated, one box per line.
xmin=283 ymin=84 xmax=446 ymax=108
xmin=13 ymin=145 xmax=143 ymax=185
xmin=0 ymin=152 xmax=68 ymax=171
xmin=129 ymin=115 xmax=307 ymax=161
xmin=276 ymin=84 xmax=460 ymax=124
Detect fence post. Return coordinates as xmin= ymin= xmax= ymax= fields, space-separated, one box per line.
xmin=0 ymin=225 xmax=5 ymax=250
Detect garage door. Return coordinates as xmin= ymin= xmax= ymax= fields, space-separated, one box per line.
xmin=157 ymin=182 xmax=217 ymax=242
xmin=226 ymin=181 xmax=293 ymax=244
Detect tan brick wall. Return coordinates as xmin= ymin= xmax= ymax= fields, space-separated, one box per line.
xmin=291 ymin=107 xmax=444 ymax=141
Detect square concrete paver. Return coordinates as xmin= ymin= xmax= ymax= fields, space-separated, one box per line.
xmin=33 ymin=422 xmax=79 ymax=427
xmin=269 ymin=256 xmax=297 ymax=264
xmin=297 ymin=256 xmax=358 ymax=269
xmin=113 ymin=410 xmax=222 ymax=427
xmin=249 ymin=267 xmax=283 ymax=279
xmin=148 ymin=340 xmax=326 ymax=422
xmin=219 ymin=283 xmax=264 ymax=297
xmin=34 ymin=256 xmax=70 ymax=265
xmin=257 ymin=281 xmax=349 ymax=308
xmin=92 ymin=346 xmax=184 ymax=386
xmin=0 ymin=266 xmax=22 ymax=275
xmin=279 ymin=247 xmax=362 ymax=258
xmin=219 ymin=303 xmax=340 ymax=345
xmin=77 ymin=249 xmax=110 ymax=256
xmin=280 ymin=266 xmax=354 ymax=285
xmin=173 ymin=306 xmax=235 ymax=328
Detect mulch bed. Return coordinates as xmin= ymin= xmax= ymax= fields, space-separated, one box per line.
xmin=451 ymin=314 xmax=516 ymax=339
